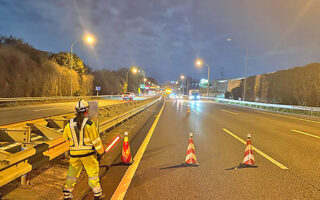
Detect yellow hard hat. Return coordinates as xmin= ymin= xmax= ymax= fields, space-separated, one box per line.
xmin=75 ymin=99 xmax=89 ymax=113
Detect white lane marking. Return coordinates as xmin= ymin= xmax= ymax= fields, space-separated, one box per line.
xmin=291 ymin=129 xmax=320 ymax=139
xmin=222 ymin=128 xmax=288 ymax=169
xmin=255 ymin=111 xmax=320 ymax=124
xmin=33 ymin=107 xmax=69 ymax=111
xmin=221 ymin=109 xmax=239 ymax=115
xmin=212 ymin=101 xmax=320 ymax=124
xmin=192 ymin=109 xmax=200 ymax=114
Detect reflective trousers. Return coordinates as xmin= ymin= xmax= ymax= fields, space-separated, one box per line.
xmin=63 ymin=155 xmax=102 ymax=199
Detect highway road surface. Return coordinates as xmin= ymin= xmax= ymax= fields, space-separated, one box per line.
xmin=101 ymin=99 xmax=320 ymax=199
xmin=0 ymin=99 xmax=141 ymax=126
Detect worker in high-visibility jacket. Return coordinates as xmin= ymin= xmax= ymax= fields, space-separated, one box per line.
xmin=62 ymin=100 xmax=105 ymax=200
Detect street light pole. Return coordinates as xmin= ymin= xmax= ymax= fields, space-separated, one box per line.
xmin=70 ymin=40 xmax=79 ymax=97
xmin=195 ymin=59 xmax=211 ymax=97
xmin=125 ymin=71 xmax=129 ymax=92
xmin=243 ymin=47 xmax=248 ymax=101
xmin=180 ymin=75 xmax=185 ymax=95
xmin=226 ymin=38 xmax=248 ymax=101
xmin=125 ymin=66 xmax=138 ymax=93
xmin=69 ymin=34 xmax=96 ymax=97
xmin=207 ymin=64 xmax=210 ymax=97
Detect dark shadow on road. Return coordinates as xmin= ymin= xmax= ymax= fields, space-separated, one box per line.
xmin=160 ymin=163 xmax=198 ymax=169
xmin=110 ymin=162 xmax=132 ymax=167
xmin=225 ymin=163 xmax=258 ymax=170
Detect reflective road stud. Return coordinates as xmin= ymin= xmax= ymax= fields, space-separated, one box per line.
xmin=183 ymin=132 xmax=198 ymax=166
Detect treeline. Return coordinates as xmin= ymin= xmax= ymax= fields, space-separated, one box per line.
xmin=0 ymin=36 xmax=157 ymax=97
xmin=229 ymin=63 xmax=320 ymax=107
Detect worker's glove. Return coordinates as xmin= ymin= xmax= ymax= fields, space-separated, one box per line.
xmin=64 ymin=151 xmax=70 ymax=160
xmin=97 ymin=152 xmax=104 ymax=162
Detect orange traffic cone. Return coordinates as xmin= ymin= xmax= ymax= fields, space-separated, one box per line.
xmin=187 ymin=105 xmax=190 ymax=115
xmin=240 ymin=134 xmax=256 ymax=167
xmin=121 ymin=132 xmax=133 ymax=165
xmin=183 ymin=132 xmax=198 ymax=166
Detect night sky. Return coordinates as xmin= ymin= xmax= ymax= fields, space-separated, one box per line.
xmin=1 ymin=0 xmax=319 ymax=83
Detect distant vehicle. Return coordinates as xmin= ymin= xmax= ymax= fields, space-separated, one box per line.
xmin=189 ymin=90 xmax=200 ymax=100
xmin=169 ymin=93 xmax=177 ymax=99
xmin=122 ymin=92 xmax=135 ymax=100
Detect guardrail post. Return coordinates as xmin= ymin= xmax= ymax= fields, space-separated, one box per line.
xmin=20 ymin=173 xmax=30 ymax=187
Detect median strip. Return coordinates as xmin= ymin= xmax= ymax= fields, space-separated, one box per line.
xmin=291 ymin=129 xmax=320 ymax=139
xmin=111 ymin=101 xmax=166 ymax=200
xmin=222 ymin=128 xmax=288 ymax=170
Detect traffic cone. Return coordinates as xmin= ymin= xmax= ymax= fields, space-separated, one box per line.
xmin=187 ymin=105 xmax=190 ymax=115
xmin=121 ymin=132 xmax=133 ymax=165
xmin=183 ymin=132 xmax=198 ymax=166
xmin=240 ymin=134 xmax=256 ymax=167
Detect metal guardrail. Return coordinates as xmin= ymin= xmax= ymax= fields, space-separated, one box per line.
xmin=0 ymin=96 xmax=162 ymax=187
xmin=204 ymin=97 xmax=320 ymax=114
xmin=0 ymin=95 xmax=122 ymax=102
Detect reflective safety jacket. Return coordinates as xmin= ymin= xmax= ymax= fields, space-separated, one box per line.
xmin=63 ymin=117 xmax=104 ymax=157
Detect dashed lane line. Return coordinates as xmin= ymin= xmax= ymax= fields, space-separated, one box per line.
xmin=222 ymin=128 xmax=288 ymax=170
xmin=221 ymin=109 xmax=239 ymax=115
xmin=291 ymin=129 xmax=320 ymax=139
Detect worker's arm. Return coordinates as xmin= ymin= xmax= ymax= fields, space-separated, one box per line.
xmin=62 ymin=123 xmax=70 ymax=141
xmin=89 ymin=122 xmax=104 ymax=155
xmin=62 ymin=123 xmax=70 ymax=158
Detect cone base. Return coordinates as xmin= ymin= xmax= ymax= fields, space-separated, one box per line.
xmin=239 ymin=163 xmax=257 ymax=168
xmin=183 ymin=162 xmax=199 ymax=167
xmin=120 ymin=160 xmax=134 ymax=165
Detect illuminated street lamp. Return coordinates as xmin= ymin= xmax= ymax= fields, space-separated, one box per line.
xmin=195 ymin=58 xmax=210 ymax=97
xmin=180 ymin=75 xmax=186 ymax=94
xmin=70 ymin=33 xmax=96 ymax=96
xmin=125 ymin=66 xmax=139 ymax=92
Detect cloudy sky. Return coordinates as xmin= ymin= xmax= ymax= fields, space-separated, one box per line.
xmin=0 ymin=0 xmax=319 ymax=83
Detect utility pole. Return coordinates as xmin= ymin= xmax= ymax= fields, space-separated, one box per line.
xmin=243 ymin=48 xmax=248 ymax=101
xmin=187 ymin=77 xmax=189 ymax=94
xmin=207 ymin=65 xmax=210 ymax=97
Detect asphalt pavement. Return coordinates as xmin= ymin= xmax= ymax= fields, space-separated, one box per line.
xmin=106 ymin=99 xmax=320 ymax=200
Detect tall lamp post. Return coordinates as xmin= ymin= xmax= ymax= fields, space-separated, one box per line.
xmin=125 ymin=66 xmax=138 ymax=92
xmin=70 ymin=34 xmax=96 ymax=96
xmin=195 ymin=58 xmax=211 ymax=97
xmin=180 ymin=75 xmax=185 ymax=95
xmin=226 ymin=38 xmax=248 ymax=101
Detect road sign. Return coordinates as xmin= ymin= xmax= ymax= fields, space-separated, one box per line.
xmin=95 ymin=86 xmax=101 ymax=91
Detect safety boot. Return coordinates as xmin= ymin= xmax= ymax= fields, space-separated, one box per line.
xmin=94 ymin=193 xmax=105 ymax=200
